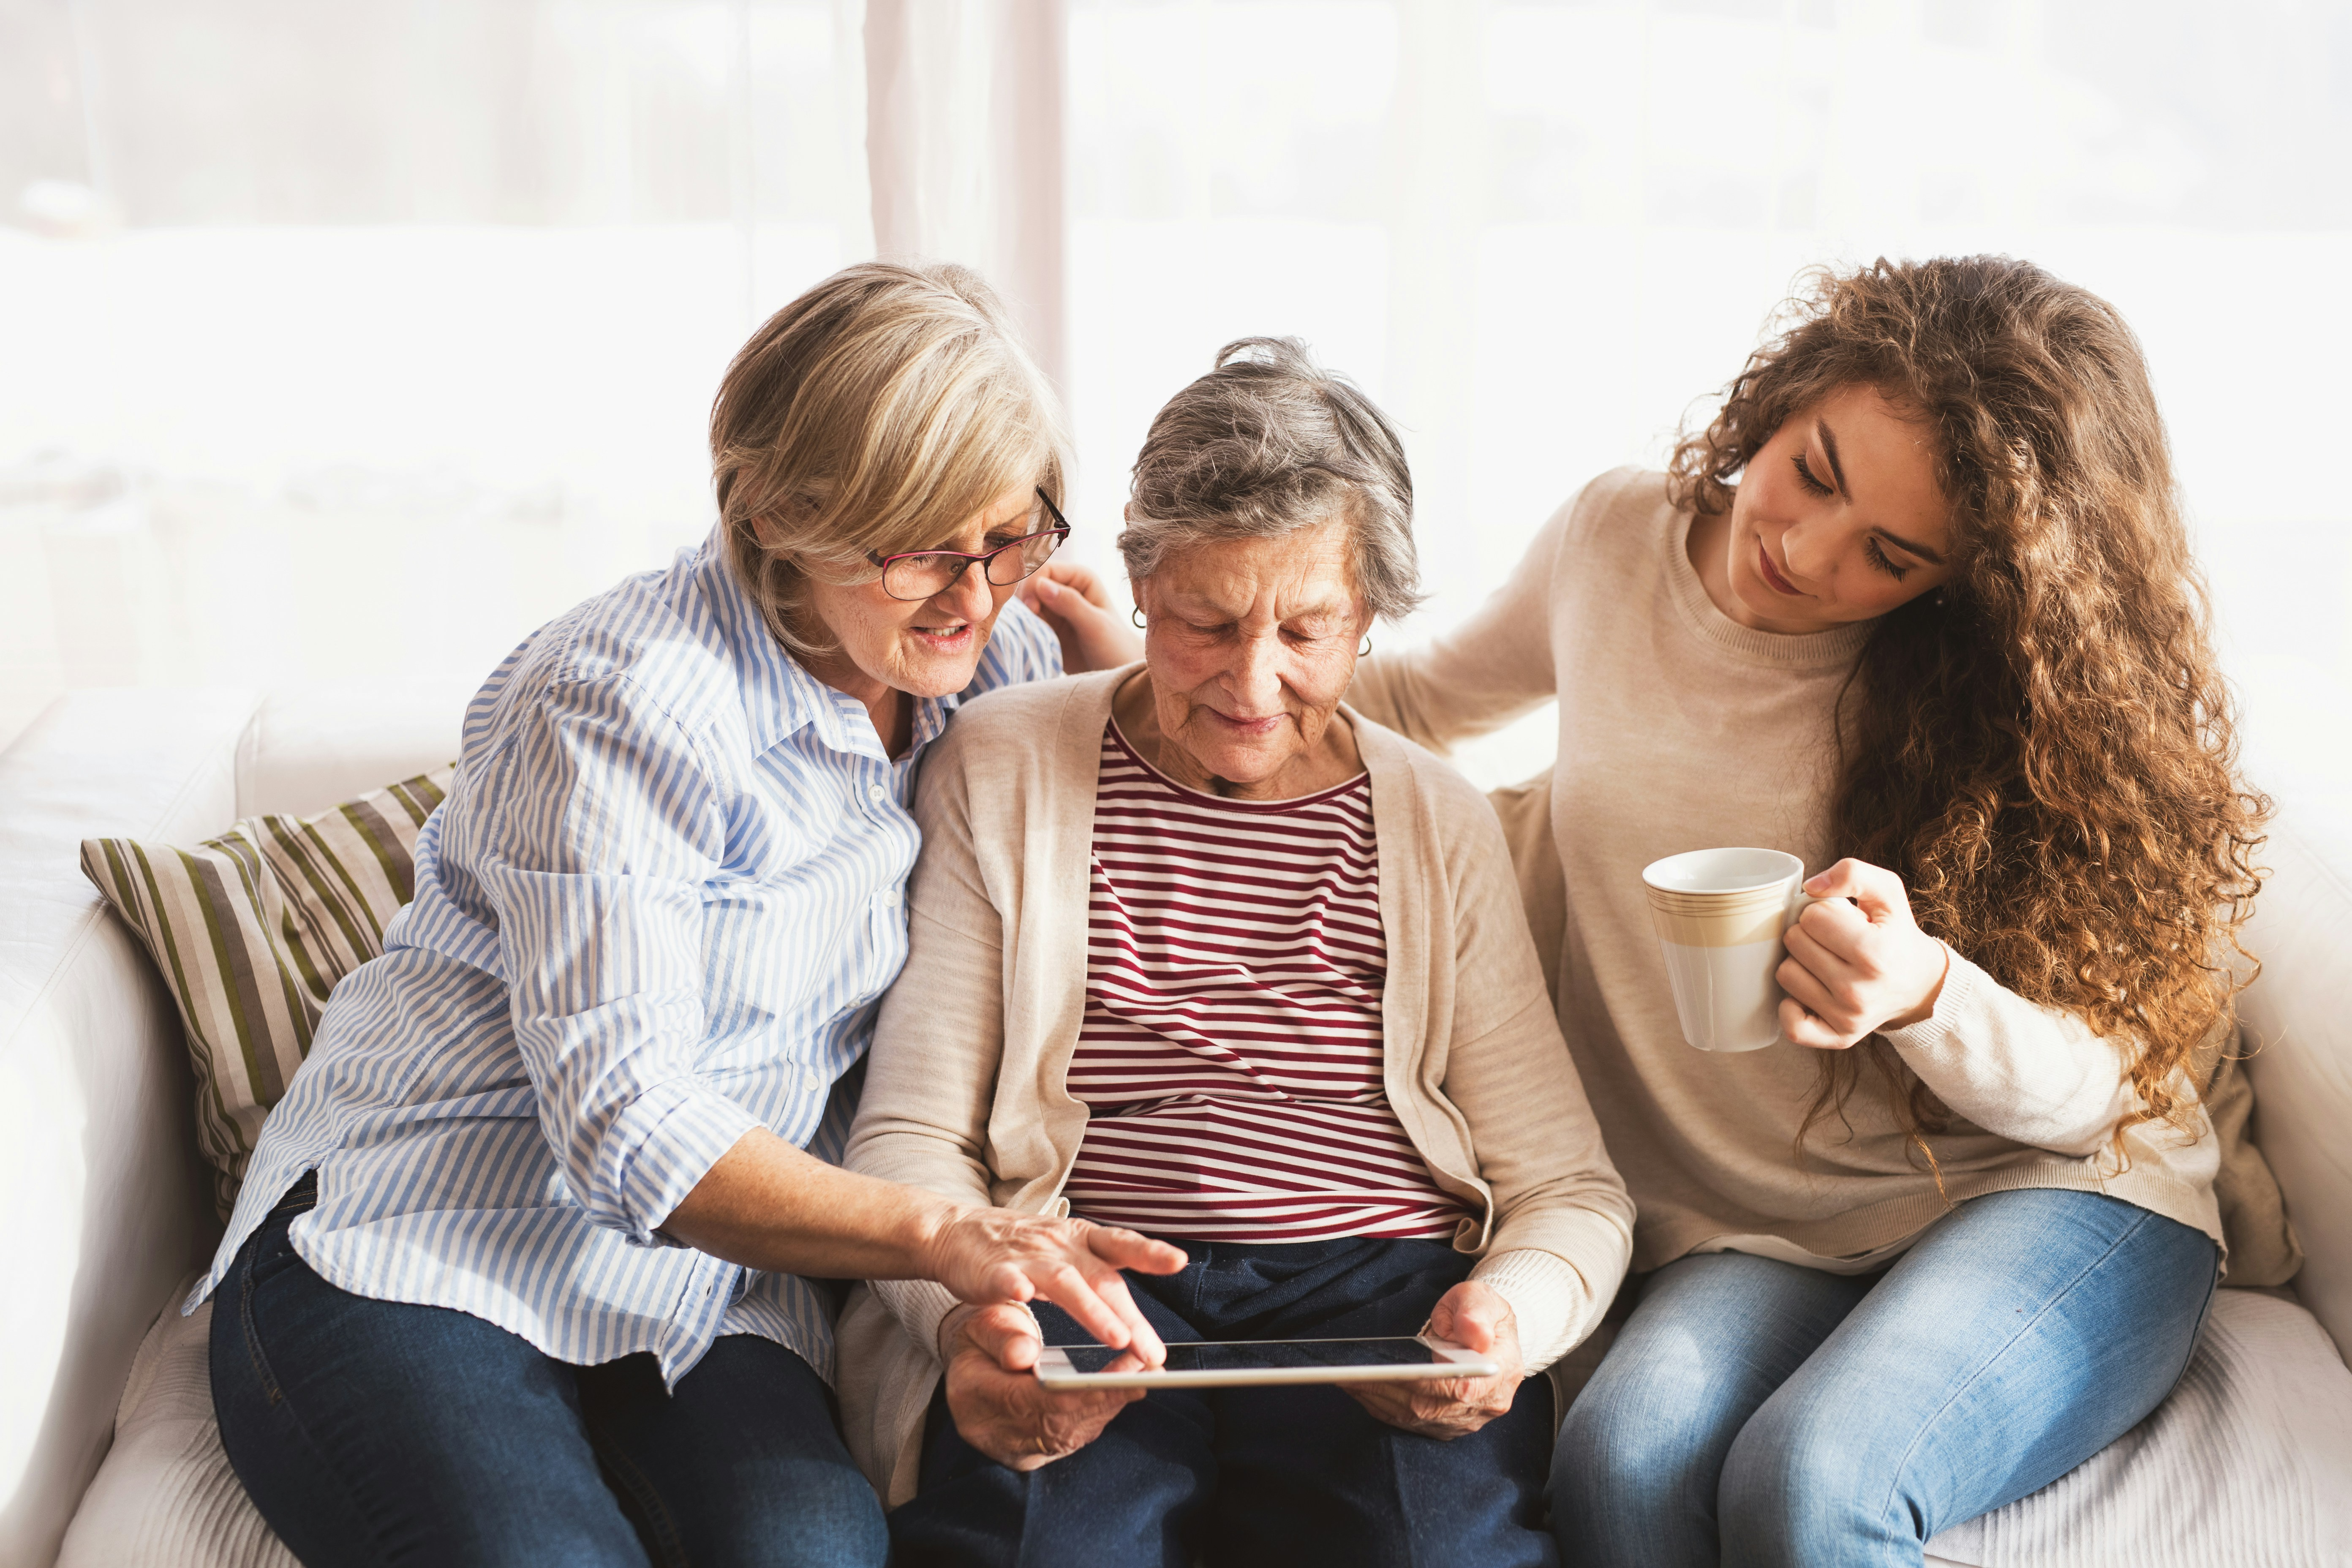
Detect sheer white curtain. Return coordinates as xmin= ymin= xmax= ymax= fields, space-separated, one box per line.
xmin=1060 ymin=0 xmax=2352 ymax=797
xmin=865 ymin=0 xmax=1067 ymax=384
xmin=0 ymin=0 xmax=874 ymax=743
xmin=7 ymin=0 xmax=2348 ymax=806
xmin=0 ymin=0 xmax=1074 ymax=749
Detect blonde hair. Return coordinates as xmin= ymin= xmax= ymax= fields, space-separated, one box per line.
xmin=710 ymin=260 xmax=1069 ymax=657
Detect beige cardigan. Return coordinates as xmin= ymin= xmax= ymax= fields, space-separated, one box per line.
xmin=835 ymin=667 xmax=1635 ymax=1505
xmin=1348 ymin=468 xmax=2251 ymax=1277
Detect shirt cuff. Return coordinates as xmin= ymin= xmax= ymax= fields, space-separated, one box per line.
xmin=1470 ymin=1248 xmax=1593 ymax=1374
xmin=602 ymin=1078 xmax=764 ymax=1247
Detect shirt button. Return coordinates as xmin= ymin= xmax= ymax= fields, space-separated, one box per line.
xmin=866 ymin=784 xmax=887 ymax=804
xmin=879 ymin=889 xmax=900 ymax=906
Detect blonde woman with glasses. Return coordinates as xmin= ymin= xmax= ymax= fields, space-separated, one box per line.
xmin=196 ymin=261 xmax=1180 ymax=1568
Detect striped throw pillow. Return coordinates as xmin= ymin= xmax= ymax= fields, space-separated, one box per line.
xmin=81 ymin=768 xmax=454 ymax=1219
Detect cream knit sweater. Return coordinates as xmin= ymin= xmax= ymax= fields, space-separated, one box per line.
xmin=1348 ymin=468 xmax=2224 ymax=1277
xmin=834 ymin=668 xmax=1635 ymax=1505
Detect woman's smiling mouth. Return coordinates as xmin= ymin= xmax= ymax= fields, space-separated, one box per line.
xmin=908 ymin=621 xmax=975 ymax=650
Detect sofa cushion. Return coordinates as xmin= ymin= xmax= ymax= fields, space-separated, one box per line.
xmin=79 ymin=768 xmax=453 ymax=1218
xmin=53 ymin=1279 xmax=294 ymax=1568
xmin=56 ymin=1281 xmax=2352 ymax=1566
xmin=1924 ymin=1288 xmax=2352 ymax=1564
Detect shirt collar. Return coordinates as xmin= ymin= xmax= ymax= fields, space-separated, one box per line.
xmin=699 ymin=525 xmax=961 ymax=764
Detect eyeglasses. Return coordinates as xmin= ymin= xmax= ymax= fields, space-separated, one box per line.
xmin=866 ymin=488 xmax=1071 ymax=602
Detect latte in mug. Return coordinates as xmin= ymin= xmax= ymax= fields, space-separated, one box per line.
xmin=1641 ymin=847 xmax=1818 ymax=1053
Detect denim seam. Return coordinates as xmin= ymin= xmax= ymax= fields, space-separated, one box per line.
xmin=1868 ymin=1204 xmax=2155 ymax=1539
xmin=236 ymin=1251 xmax=288 ymax=1409
xmin=229 ymin=1227 xmax=400 ymax=1568
xmin=2175 ymin=1255 xmax=2221 ymax=1387
xmin=239 ymin=1183 xmax=319 ymax=1408
xmin=587 ymin=1423 xmax=692 ymax=1566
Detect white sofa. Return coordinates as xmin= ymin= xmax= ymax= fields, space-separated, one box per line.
xmin=3 ymin=685 xmax=2349 ymax=1567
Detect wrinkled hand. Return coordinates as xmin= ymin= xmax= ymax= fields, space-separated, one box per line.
xmin=938 ymin=1302 xmax=1147 ymax=1470
xmin=1342 ymin=1281 xmax=1524 ymax=1440
xmin=1777 ymin=857 xmax=1952 ymax=1050
xmin=925 ymin=1208 xmax=1184 ymax=1359
xmin=1018 ymin=560 xmax=1143 ymax=673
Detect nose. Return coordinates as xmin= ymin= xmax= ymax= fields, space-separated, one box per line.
xmin=931 ymin=557 xmax=995 ymax=623
xmin=1224 ymin=631 xmax=1282 ymax=712
xmin=1779 ymin=519 xmax=1826 ymax=585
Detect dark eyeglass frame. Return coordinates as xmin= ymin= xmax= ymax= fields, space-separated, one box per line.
xmin=865 ymin=487 xmax=1071 ymax=602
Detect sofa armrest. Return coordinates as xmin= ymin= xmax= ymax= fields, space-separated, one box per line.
xmin=0 ymin=690 xmax=261 ymax=1568
xmin=2238 ymin=806 xmax=2352 ymax=1366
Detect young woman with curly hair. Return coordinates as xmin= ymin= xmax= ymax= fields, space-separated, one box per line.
xmin=1318 ymin=255 xmax=2272 ymax=1565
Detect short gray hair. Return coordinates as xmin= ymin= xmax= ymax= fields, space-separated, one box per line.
xmin=1119 ymin=337 xmax=1424 ymax=623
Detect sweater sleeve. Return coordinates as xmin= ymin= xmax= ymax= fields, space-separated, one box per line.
xmin=1469 ymin=1247 xmax=1595 ymax=1373
xmin=1345 ymin=484 xmax=1580 ymax=752
xmin=1424 ymin=751 xmax=1635 ymax=1373
xmin=1878 ymin=949 xmax=2145 ymax=1157
xmin=843 ymin=730 xmax=1008 ymax=1356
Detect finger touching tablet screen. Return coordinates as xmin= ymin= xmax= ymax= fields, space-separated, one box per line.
xmin=1032 ymin=1336 xmax=1501 ymax=1391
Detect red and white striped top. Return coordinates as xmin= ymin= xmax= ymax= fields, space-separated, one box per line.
xmin=1061 ymin=721 xmax=1467 ymax=1242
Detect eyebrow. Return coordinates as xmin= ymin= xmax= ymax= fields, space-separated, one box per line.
xmin=1816 ymin=416 xmax=1949 ymax=565
xmin=1873 ymin=527 xmax=1947 ymax=566
xmin=1815 ymin=416 xmax=1850 ymax=496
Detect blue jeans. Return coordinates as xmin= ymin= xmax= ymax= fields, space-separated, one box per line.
xmin=891 ymin=1235 xmax=1558 ymax=1568
xmin=1551 ymin=1188 xmax=2218 ymax=1568
xmin=211 ymin=1174 xmax=887 ymax=1568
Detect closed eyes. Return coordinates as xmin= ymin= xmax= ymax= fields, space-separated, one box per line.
xmin=1862 ymin=537 xmax=1911 ymax=581
xmin=1794 ymin=452 xmax=1913 ymax=580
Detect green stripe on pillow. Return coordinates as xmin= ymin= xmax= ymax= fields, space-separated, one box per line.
xmin=82 ymin=766 xmax=455 ymax=1220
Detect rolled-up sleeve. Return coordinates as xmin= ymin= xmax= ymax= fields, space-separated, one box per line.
xmin=476 ymin=673 xmax=761 ymax=1246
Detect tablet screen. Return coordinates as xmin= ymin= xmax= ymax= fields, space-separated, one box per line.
xmin=1051 ymin=1336 xmax=1457 ymax=1376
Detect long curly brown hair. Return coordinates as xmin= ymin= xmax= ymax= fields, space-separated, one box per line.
xmin=1667 ymin=256 xmax=2267 ymax=1159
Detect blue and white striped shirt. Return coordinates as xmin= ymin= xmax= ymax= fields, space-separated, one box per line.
xmin=191 ymin=528 xmax=1062 ymax=1388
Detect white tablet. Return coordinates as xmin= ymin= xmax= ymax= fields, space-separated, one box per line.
xmin=1032 ymin=1335 xmax=1502 ymax=1391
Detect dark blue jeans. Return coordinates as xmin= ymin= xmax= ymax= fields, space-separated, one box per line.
xmin=211 ymin=1174 xmax=887 ymax=1568
xmin=890 ymin=1235 xmax=1558 ymax=1568
xmin=1551 ymin=1188 xmax=2219 ymax=1567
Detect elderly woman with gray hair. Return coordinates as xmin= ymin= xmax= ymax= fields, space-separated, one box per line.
xmin=836 ymin=339 xmax=1633 ymax=1568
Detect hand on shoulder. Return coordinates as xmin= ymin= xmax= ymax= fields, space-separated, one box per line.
xmin=1018 ymin=560 xmax=1143 ymax=673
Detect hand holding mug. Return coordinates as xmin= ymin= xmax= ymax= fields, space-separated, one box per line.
xmin=1775 ymin=858 xmax=1952 ymax=1049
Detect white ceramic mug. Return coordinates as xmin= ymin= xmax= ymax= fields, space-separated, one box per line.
xmin=1641 ymin=847 xmax=1818 ymax=1052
